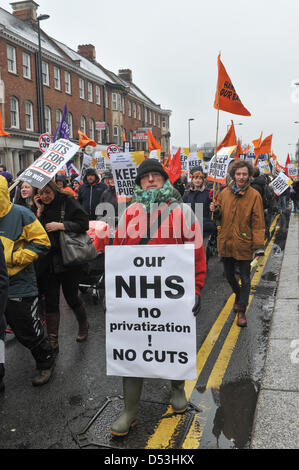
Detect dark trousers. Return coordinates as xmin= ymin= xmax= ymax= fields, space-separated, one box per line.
xmin=41 ymin=269 xmax=83 ymax=314
xmin=222 ymin=258 xmax=251 ymax=307
xmin=5 ymin=297 xmax=54 ymax=370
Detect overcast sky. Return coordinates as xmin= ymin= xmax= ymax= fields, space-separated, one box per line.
xmin=2 ymin=0 xmax=299 ymax=163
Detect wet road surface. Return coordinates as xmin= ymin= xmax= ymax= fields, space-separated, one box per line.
xmin=0 ymin=212 xmax=289 ymax=449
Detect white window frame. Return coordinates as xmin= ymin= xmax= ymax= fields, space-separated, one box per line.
xmin=162 ymin=116 xmax=167 ymax=129
xmin=133 ymin=102 xmax=137 ymax=119
xmin=113 ymin=125 xmax=119 ymax=145
xmin=122 ymin=96 xmax=125 ymax=114
xmin=128 ymin=100 xmax=131 ymax=117
xmin=65 ymin=71 xmax=71 ymax=94
xmin=10 ymin=97 xmax=19 ymax=128
xmin=55 ymin=109 xmax=62 ymax=130
xmin=54 ymin=66 xmax=61 ymax=90
xmin=96 ymin=85 xmax=101 ymax=105
xmin=79 ymin=78 xmax=85 ymax=99
xmin=158 ymin=114 xmax=161 ymax=128
xmin=138 ymin=104 xmax=141 ymax=121
xmin=22 ymin=52 xmax=31 ymax=79
xmin=80 ymin=115 xmax=86 ymax=133
xmin=25 ymin=101 xmax=34 ymax=131
xmin=7 ymin=45 xmax=17 ymax=74
xmin=88 ymin=82 xmax=93 ymax=102
xmin=89 ymin=118 xmax=95 ymax=140
xmin=68 ymin=112 xmax=73 ymax=138
xmin=144 ymin=107 xmax=148 ymax=123
xmin=153 ymin=112 xmax=156 ymax=126
xmin=42 ymin=61 xmax=49 ymax=86
xmin=44 ymin=106 xmax=52 ymax=134
xmin=104 ymin=89 xmax=109 ymax=108
xmin=112 ymin=93 xmax=118 ymax=111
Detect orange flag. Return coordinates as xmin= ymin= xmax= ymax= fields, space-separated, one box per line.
xmin=165 ymin=147 xmax=181 ymax=183
xmin=252 ymin=131 xmax=263 ymax=150
xmin=148 ymin=129 xmax=162 ymax=152
xmin=234 ymin=138 xmax=242 ymax=159
xmin=122 ymin=129 xmax=127 ymax=142
xmin=78 ymin=129 xmax=97 ymax=148
xmin=163 ymin=153 xmax=171 ymax=169
xmin=214 ymin=54 xmax=251 ymax=116
xmin=217 ymin=120 xmax=236 ymax=151
xmin=254 ymin=134 xmax=272 ymax=166
xmin=0 ymin=111 xmax=11 ymax=137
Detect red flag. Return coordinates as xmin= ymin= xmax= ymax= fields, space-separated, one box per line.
xmin=285 ymin=154 xmax=291 ymax=176
xmin=78 ymin=129 xmax=97 ymax=148
xmin=148 ymin=129 xmax=162 ymax=152
xmin=217 ymin=120 xmax=236 ymax=152
xmin=254 ymin=134 xmax=272 ymax=166
xmin=165 ymin=147 xmax=181 ymax=183
xmin=0 ymin=111 xmax=10 ymax=137
xmin=234 ymin=139 xmax=242 ymax=159
xmin=214 ymin=54 xmax=251 ymax=116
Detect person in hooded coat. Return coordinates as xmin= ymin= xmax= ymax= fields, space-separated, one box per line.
xmin=0 ymin=176 xmax=55 ymax=387
xmin=0 ymin=240 xmax=8 ymax=392
xmin=77 ymin=168 xmax=107 ymax=220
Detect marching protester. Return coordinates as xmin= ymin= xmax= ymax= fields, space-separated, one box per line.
xmin=210 ymin=160 xmax=265 ymax=327
xmin=34 ymin=181 xmax=90 ymax=355
xmin=183 ymin=168 xmax=217 ymax=240
xmin=14 ymin=181 xmax=38 ymax=215
xmin=0 ymin=239 xmax=9 ymax=392
xmin=55 ymin=174 xmax=77 ymax=197
xmin=0 ymin=176 xmax=55 ymax=387
xmin=72 ymin=176 xmax=81 ymax=196
xmin=77 ymin=167 xmax=107 ymax=220
xmin=290 ymin=180 xmax=299 ymax=213
xmin=110 ymin=159 xmax=206 ymax=437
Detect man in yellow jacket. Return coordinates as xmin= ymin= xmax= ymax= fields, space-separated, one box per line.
xmin=210 ymin=160 xmax=265 ymax=327
xmin=0 ymin=176 xmax=55 ymax=387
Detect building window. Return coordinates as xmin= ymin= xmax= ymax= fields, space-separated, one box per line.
xmin=104 ymin=89 xmax=109 ymax=108
xmin=68 ymin=112 xmax=73 ymax=138
xmin=113 ymin=125 xmax=119 ymax=145
xmin=42 ymin=61 xmax=49 ymax=86
xmin=88 ymin=82 xmax=93 ymax=102
xmin=162 ymin=116 xmax=167 ymax=129
xmin=7 ymin=45 xmax=17 ymax=74
xmin=106 ymin=123 xmax=110 ymax=143
xmin=79 ymin=78 xmax=85 ymax=99
xmin=55 ymin=109 xmax=62 ymax=130
xmin=54 ymin=66 xmax=61 ymax=90
xmin=25 ymin=101 xmax=34 ymax=131
xmin=65 ymin=71 xmax=71 ymax=94
xmin=89 ymin=119 xmax=95 ymax=140
xmin=96 ymin=85 xmax=101 ymax=105
xmin=122 ymin=96 xmax=125 ymax=114
xmin=133 ymin=103 xmax=137 ymax=119
xmin=44 ymin=106 xmax=51 ymax=134
xmin=128 ymin=100 xmax=131 ymax=117
xmin=80 ymin=115 xmax=86 ymax=133
xmin=10 ymin=97 xmax=19 ymax=128
xmin=138 ymin=105 xmax=141 ymax=121
xmin=153 ymin=112 xmax=156 ymax=126
xmin=22 ymin=52 xmax=31 ymax=79
xmin=149 ymin=110 xmax=152 ymax=125
xmin=97 ymin=128 xmax=102 ymax=144
xmin=158 ymin=114 xmax=161 ymax=128
xmin=112 ymin=93 xmax=118 ymax=111
xmin=144 ymin=107 xmax=148 ymax=123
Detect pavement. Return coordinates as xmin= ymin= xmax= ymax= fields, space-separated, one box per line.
xmin=251 ymin=212 xmax=299 ymax=449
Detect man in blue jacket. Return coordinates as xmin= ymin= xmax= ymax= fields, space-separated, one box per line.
xmin=0 ymin=176 xmax=55 ymax=388
xmin=77 ymin=167 xmax=107 ymax=220
xmin=0 ymin=240 xmax=8 ymax=392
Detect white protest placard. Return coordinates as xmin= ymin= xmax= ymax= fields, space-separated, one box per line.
xmin=207 ymin=146 xmax=235 ymax=184
xmin=187 ymin=151 xmax=204 ymax=181
xmin=105 ymin=244 xmax=197 ymax=380
xmin=286 ymin=162 xmax=299 ymax=178
xmin=93 ymin=150 xmax=107 ymax=173
xmin=270 ymin=171 xmax=292 ymax=196
xmin=80 ymin=154 xmax=93 ymax=181
xmin=18 ymin=139 xmax=79 ymax=189
xmin=258 ymin=159 xmax=271 ymax=175
xmin=171 ymin=146 xmax=189 ymax=172
xmin=149 ymin=149 xmax=161 ymax=160
xmin=110 ymin=151 xmax=145 ymax=199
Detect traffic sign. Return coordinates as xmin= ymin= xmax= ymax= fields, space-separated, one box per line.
xmin=106 ymin=144 xmax=120 ymax=159
xmin=39 ymin=133 xmax=53 ymax=153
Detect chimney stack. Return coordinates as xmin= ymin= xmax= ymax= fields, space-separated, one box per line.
xmin=10 ymin=1 xmax=39 ymax=24
xmin=77 ymin=44 xmax=96 ymax=61
xmin=118 ymin=69 xmax=133 ymax=83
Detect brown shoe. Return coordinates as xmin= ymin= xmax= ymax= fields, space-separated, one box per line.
xmin=237 ymin=311 xmax=247 ymax=327
xmin=73 ymin=305 xmax=89 ymax=342
xmin=32 ymin=366 xmax=54 ymax=387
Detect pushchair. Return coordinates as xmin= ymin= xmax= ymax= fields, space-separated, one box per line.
xmin=78 ymin=221 xmax=110 ymax=304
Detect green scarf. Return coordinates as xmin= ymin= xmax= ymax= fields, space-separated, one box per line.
xmin=130 ymin=179 xmax=183 ymax=212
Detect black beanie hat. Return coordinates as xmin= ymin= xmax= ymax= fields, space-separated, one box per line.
xmin=135 ymin=159 xmax=169 ymax=186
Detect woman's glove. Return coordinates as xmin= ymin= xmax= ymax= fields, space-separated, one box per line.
xmin=192 ymin=294 xmax=201 ymax=316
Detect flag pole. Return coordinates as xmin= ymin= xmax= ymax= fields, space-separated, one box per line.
xmin=212 ymin=52 xmax=221 ymax=212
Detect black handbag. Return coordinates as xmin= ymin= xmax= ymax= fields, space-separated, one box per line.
xmin=59 ymin=202 xmax=97 ymax=267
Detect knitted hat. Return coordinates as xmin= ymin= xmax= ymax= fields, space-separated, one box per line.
xmin=0 ymin=171 xmax=13 ymax=182
xmin=135 ymin=159 xmax=168 ymax=186
xmin=85 ymin=167 xmax=98 ymax=176
xmin=103 ymin=170 xmax=113 ymax=179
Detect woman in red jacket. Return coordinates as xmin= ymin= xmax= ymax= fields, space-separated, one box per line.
xmin=110 ymin=159 xmax=206 ymax=436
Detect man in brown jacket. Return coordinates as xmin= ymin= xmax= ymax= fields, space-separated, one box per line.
xmin=210 ymin=160 xmax=265 ymax=327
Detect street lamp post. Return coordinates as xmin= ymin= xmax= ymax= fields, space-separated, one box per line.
xmin=188 ymin=118 xmax=194 ymax=150
xmin=36 ymin=14 xmax=50 ymax=134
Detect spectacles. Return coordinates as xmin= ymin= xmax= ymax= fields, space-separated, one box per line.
xmin=141 ymin=172 xmax=162 ymax=180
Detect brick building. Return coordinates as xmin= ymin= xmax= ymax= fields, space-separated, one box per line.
xmin=0 ymin=1 xmax=171 ymax=176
